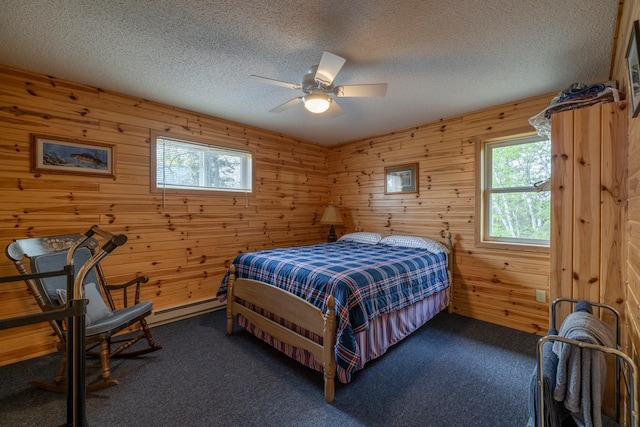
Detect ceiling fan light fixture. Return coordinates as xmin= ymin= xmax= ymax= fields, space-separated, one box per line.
xmin=303 ymin=92 xmax=331 ymax=113
xmin=254 ymin=51 xmax=387 ymax=116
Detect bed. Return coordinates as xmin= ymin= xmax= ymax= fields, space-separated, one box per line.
xmin=217 ymin=231 xmax=453 ymax=402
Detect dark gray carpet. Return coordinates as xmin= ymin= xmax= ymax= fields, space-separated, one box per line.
xmin=0 ymin=309 xmax=540 ymax=427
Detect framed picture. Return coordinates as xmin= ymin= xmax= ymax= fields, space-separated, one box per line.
xmin=384 ymin=163 xmax=419 ymax=194
xmin=31 ymin=134 xmax=115 ymax=178
xmin=626 ymin=20 xmax=640 ymax=118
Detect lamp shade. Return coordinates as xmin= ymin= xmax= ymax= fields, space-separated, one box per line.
xmin=303 ymin=92 xmax=331 ymax=113
xmin=320 ymin=204 xmax=343 ymax=225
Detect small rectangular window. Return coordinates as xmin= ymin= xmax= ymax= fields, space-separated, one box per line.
xmin=152 ymin=135 xmax=252 ymax=193
xmin=477 ymin=133 xmax=550 ymax=250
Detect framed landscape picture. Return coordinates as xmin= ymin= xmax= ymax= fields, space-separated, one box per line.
xmin=384 ymin=163 xmax=418 ymax=194
xmin=31 ymin=134 xmax=115 ymax=178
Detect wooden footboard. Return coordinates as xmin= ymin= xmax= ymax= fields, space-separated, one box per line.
xmin=226 ymin=265 xmax=337 ymax=403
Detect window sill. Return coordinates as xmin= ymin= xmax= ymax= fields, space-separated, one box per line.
xmin=475 ymin=240 xmax=549 ymax=253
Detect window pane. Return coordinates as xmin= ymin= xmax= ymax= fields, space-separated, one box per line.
xmin=488 ymin=191 xmax=550 ymax=240
xmin=480 ymin=133 xmax=550 ymax=248
xmin=204 ymin=151 xmax=248 ymax=190
xmin=157 ymin=140 xmax=201 ymax=187
xmin=156 ymin=137 xmax=251 ymax=192
xmin=490 ymin=139 xmax=550 ymax=189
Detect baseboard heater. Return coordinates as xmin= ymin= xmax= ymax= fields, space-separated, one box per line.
xmin=147 ymin=298 xmax=224 ymax=327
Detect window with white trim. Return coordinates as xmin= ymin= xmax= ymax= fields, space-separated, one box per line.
xmin=152 ymin=135 xmax=252 ymax=193
xmin=478 ymin=133 xmax=550 ymax=249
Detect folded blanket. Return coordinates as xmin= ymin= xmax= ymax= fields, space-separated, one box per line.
xmin=554 ymin=83 xmax=607 ymax=104
xmin=552 ymin=311 xmax=615 ymax=427
xmin=528 ymin=86 xmax=620 ymax=138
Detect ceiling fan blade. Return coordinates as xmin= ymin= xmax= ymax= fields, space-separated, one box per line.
xmin=269 ymin=97 xmax=302 ymax=113
xmin=314 ymin=51 xmax=346 ymax=86
xmin=327 ymin=99 xmax=344 ymax=117
xmin=251 ymin=75 xmax=301 ymax=90
xmin=334 ymin=83 xmax=388 ymax=97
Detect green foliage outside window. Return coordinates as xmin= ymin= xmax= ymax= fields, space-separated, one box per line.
xmin=156 ymin=137 xmax=251 ymax=192
xmin=485 ymin=136 xmax=550 ymax=243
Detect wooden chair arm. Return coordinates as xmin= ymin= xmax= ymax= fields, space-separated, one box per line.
xmin=105 ymin=276 xmax=149 ymax=307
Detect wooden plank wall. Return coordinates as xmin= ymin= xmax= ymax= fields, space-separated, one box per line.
xmin=549 ymin=103 xmax=627 ymax=325
xmin=0 ymin=64 xmax=329 ymax=365
xmin=549 ymin=103 xmax=627 ymax=419
xmin=327 ymin=94 xmax=554 ymax=334
xmin=0 ymin=63 xmax=573 ymax=367
xmin=612 ymin=0 xmax=640 ymax=373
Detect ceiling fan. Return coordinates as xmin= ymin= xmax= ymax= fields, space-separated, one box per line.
xmin=251 ymin=51 xmax=388 ymax=117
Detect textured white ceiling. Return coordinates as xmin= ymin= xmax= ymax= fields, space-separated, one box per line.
xmin=0 ymin=1 xmax=620 ymax=145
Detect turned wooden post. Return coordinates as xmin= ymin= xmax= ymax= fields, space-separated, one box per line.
xmin=226 ymin=265 xmax=235 ymax=335
xmin=445 ymin=231 xmax=454 ymax=314
xmin=323 ymin=295 xmax=336 ymax=403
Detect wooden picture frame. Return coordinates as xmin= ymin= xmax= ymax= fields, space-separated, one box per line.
xmin=31 ymin=134 xmax=115 ymax=178
xmin=626 ymin=20 xmax=640 ymax=118
xmin=384 ymin=163 xmax=418 ymax=194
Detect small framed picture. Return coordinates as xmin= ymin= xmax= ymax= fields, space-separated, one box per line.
xmin=384 ymin=163 xmax=419 ymax=194
xmin=31 ymin=134 xmax=115 ymax=178
xmin=626 ymin=20 xmax=640 ymax=118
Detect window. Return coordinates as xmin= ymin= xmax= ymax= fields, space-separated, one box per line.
xmin=152 ymin=133 xmax=252 ymax=193
xmin=477 ymin=132 xmax=550 ymax=250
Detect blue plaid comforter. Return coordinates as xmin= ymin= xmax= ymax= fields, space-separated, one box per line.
xmin=217 ymin=241 xmax=449 ymax=371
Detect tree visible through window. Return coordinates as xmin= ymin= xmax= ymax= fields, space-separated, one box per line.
xmin=481 ymin=134 xmax=550 ymax=247
xmin=154 ymin=136 xmax=252 ymax=193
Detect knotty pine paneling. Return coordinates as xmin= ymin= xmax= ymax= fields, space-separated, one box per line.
xmin=611 ymin=0 xmax=640 ymax=376
xmin=0 ymin=64 xmax=329 ymax=365
xmin=328 ymin=93 xmax=554 ymax=334
xmin=0 ymin=61 xmax=597 ymax=366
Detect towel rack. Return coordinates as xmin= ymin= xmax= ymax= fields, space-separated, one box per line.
xmin=0 ymin=225 xmax=127 ymax=427
xmin=536 ymin=298 xmax=638 ymax=427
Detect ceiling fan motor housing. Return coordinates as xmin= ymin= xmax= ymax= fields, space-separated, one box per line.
xmin=302 ymin=65 xmax=333 ymax=95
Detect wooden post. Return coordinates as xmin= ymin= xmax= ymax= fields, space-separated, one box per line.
xmin=445 ymin=231 xmax=454 ymax=314
xmin=226 ymin=265 xmax=235 ymax=335
xmin=323 ymin=295 xmax=336 ymax=403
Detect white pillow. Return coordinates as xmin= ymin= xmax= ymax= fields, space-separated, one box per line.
xmin=56 ymin=282 xmax=111 ymax=326
xmin=338 ymin=232 xmax=383 ymax=245
xmin=379 ymin=235 xmax=449 ymax=254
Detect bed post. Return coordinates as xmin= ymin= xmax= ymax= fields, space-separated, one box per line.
xmin=226 ymin=265 xmax=236 ymax=335
xmin=445 ymin=231 xmax=454 ymax=314
xmin=323 ymin=295 xmax=336 ymax=403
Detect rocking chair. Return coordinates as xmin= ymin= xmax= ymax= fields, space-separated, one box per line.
xmin=6 ymin=226 xmax=162 ymax=392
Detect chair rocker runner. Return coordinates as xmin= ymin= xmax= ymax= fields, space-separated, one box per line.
xmin=6 ymin=225 xmax=162 ymax=392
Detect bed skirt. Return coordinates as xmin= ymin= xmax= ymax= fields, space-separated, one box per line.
xmin=237 ymin=287 xmax=449 ymax=383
